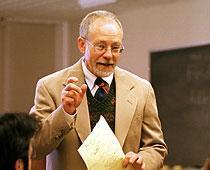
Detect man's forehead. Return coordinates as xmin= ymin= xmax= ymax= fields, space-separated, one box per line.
xmin=89 ymin=18 xmax=122 ymax=34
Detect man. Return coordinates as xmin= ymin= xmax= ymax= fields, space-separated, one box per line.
xmin=0 ymin=112 xmax=38 ymax=170
xmin=30 ymin=10 xmax=167 ymax=170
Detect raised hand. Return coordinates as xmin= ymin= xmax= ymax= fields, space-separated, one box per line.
xmin=61 ymin=77 xmax=87 ymax=114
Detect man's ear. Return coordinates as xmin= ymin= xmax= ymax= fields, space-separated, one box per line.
xmin=15 ymin=159 xmax=24 ymax=170
xmin=77 ymin=37 xmax=86 ymax=54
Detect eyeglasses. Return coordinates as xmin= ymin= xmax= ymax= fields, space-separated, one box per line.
xmin=84 ymin=38 xmax=124 ymax=55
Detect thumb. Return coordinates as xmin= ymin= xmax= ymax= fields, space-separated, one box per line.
xmin=81 ymin=84 xmax=87 ymax=95
xmin=122 ymin=155 xmax=131 ymax=168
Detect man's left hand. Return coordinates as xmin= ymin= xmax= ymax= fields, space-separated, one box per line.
xmin=122 ymin=151 xmax=145 ymax=170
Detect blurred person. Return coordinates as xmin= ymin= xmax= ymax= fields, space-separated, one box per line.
xmin=0 ymin=112 xmax=38 ymax=170
xmin=204 ymin=155 xmax=210 ymax=170
xmin=30 ymin=10 xmax=167 ymax=170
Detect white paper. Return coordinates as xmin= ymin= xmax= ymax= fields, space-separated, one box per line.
xmin=78 ymin=116 xmax=134 ymax=170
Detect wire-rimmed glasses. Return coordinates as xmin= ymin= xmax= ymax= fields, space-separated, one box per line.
xmin=83 ymin=38 xmax=124 ymax=55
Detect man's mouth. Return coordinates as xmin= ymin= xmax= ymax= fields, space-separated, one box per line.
xmin=97 ymin=62 xmax=114 ymax=66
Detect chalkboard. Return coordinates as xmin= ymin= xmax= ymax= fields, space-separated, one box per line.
xmin=150 ymin=44 xmax=210 ymax=167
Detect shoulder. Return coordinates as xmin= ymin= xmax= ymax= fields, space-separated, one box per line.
xmin=37 ymin=59 xmax=82 ymax=86
xmin=115 ymin=67 xmax=152 ymax=89
xmin=38 ymin=67 xmax=71 ymax=85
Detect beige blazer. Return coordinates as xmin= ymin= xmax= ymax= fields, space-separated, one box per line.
xmin=30 ymin=59 xmax=167 ymax=170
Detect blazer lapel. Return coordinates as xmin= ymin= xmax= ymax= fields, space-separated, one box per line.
xmin=75 ymin=95 xmax=91 ymax=143
xmin=115 ymin=67 xmax=137 ymax=147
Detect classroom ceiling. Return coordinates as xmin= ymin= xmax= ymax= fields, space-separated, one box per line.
xmin=0 ymin=0 xmax=177 ymax=21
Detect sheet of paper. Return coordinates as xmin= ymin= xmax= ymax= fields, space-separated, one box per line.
xmin=78 ymin=116 xmax=134 ymax=170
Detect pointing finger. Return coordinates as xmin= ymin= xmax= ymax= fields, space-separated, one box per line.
xmin=65 ymin=83 xmax=82 ymax=94
xmin=66 ymin=77 xmax=78 ymax=83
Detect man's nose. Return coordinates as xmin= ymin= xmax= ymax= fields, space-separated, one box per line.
xmin=103 ymin=47 xmax=113 ymax=58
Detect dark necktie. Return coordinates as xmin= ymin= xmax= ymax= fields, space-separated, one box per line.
xmin=94 ymin=77 xmax=109 ymax=101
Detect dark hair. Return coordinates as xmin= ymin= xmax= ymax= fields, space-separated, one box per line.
xmin=0 ymin=112 xmax=38 ymax=170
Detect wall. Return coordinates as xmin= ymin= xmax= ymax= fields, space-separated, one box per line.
xmin=68 ymin=19 xmax=82 ymax=65
xmin=0 ymin=24 xmax=3 ymax=111
xmin=116 ymin=0 xmax=210 ymax=80
xmin=0 ymin=22 xmax=56 ymax=112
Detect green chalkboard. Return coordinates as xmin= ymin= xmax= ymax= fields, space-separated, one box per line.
xmin=151 ymin=44 xmax=210 ymax=167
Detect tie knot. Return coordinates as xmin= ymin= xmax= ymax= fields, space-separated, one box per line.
xmin=94 ymin=77 xmax=109 ymax=96
xmin=95 ymin=77 xmax=108 ymax=88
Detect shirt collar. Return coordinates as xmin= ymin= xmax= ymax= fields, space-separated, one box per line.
xmin=81 ymin=57 xmax=113 ymax=90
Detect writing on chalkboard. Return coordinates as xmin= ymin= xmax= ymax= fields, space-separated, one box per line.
xmin=186 ymin=64 xmax=210 ymax=82
xmin=189 ymin=89 xmax=209 ymax=105
xmin=186 ymin=63 xmax=210 ymax=105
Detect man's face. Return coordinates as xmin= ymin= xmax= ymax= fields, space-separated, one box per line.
xmin=82 ymin=19 xmax=123 ymax=77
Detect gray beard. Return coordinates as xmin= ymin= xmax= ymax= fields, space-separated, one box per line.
xmin=93 ymin=66 xmax=114 ymax=77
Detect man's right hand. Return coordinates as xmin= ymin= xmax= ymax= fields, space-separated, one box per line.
xmin=61 ymin=77 xmax=87 ymax=115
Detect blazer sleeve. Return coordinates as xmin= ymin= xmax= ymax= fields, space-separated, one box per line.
xmin=30 ymin=78 xmax=75 ymax=159
xmin=139 ymin=82 xmax=168 ymax=170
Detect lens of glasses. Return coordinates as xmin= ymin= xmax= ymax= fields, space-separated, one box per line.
xmin=94 ymin=44 xmax=123 ymax=55
xmin=84 ymin=38 xmax=124 ymax=55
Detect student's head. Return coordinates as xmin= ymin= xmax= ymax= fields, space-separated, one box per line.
xmin=78 ymin=10 xmax=124 ymax=77
xmin=0 ymin=112 xmax=38 ymax=170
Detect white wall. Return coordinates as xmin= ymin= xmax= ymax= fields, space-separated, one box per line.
xmin=68 ymin=19 xmax=82 ymax=65
xmin=0 ymin=22 xmax=56 ymax=112
xmin=117 ymin=0 xmax=210 ymax=80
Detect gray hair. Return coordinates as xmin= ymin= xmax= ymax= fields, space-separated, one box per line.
xmin=79 ymin=10 xmax=123 ymax=38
